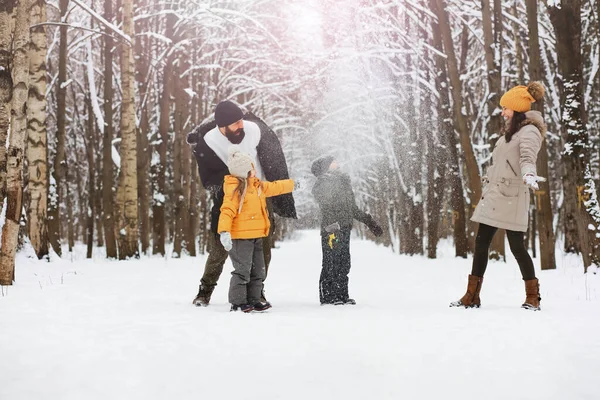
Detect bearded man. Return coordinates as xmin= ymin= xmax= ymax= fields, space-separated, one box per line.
xmin=186 ymin=100 xmax=296 ymax=306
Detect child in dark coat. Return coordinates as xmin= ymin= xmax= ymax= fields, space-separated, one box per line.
xmin=311 ymin=156 xmax=383 ymax=305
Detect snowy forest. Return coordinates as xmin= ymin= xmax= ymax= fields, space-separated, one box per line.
xmin=1 ymin=0 xmax=600 ymax=284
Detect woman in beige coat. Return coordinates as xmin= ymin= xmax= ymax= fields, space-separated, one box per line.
xmin=451 ymin=82 xmax=546 ymax=311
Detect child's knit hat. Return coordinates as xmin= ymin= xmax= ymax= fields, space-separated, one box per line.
xmin=227 ymin=146 xmax=254 ymax=178
xmin=500 ymin=82 xmax=545 ymax=113
xmin=311 ymin=156 xmax=334 ymax=177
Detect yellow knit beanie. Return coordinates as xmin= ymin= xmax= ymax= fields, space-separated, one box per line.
xmin=499 ymin=82 xmax=545 ymax=113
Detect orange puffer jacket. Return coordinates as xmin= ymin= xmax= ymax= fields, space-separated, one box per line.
xmin=218 ymin=176 xmax=294 ymax=239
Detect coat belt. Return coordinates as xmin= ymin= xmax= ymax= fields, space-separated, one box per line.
xmin=489 ymin=177 xmax=526 ymax=187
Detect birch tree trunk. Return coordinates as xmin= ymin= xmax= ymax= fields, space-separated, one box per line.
xmin=26 ymin=0 xmax=48 ymax=259
xmin=0 ymin=0 xmax=30 ymax=285
xmin=115 ymin=0 xmax=139 ymax=259
xmin=102 ymin=0 xmax=117 ymax=258
xmin=0 ymin=1 xmax=14 ymax=215
xmin=527 ymin=0 xmax=556 ymax=270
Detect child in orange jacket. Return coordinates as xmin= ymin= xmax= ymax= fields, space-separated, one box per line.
xmin=218 ymin=147 xmax=295 ymax=312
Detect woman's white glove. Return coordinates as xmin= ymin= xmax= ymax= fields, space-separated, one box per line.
xmin=220 ymin=232 xmax=232 ymax=251
xmin=523 ymin=173 xmax=546 ymax=191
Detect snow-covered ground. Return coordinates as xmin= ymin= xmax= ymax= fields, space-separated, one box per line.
xmin=1 ymin=230 xmax=599 ymax=400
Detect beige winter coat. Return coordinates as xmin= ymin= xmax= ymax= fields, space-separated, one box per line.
xmin=471 ymin=110 xmax=545 ymax=232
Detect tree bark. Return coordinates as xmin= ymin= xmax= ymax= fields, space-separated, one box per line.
xmin=434 ymin=0 xmax=482 ymax=252
xmin=135 ymin=12 xmax=151 ymax=255
xmin=115 ymin=0 xmax=139 ymax=259
xmin=85 ymin=94 xmax=95 ymax=259
xmin=0 ymin=1 xmax=14 ymax=217
xmin=481 ymin=0 xmax=505 ymax=261
xmin=48 ymin=0 xmax=70 ymax=257
xmin=26 ymin=0 xmax=48 ymax=260
xmin=549 ymin=1 xmax=600 ymax=272
xmin=431 ymin=0 xmax=468 ymax=257
xmin=527 ymin=0 xmax=556 ymax=270
xmin=152 ymin=10 xmax=175 ymax=256
xmin=0 ymin=0 xmax=30 ymax=285
xmin=102 ymin=0 xmax=117 ymax=258
xmin=173 ymin=43 xmax=190 ymax=257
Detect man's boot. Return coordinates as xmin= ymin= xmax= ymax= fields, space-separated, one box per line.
xmin=450 ymin=275 xmax=483 ymax=308
xmin=522 ymin=278 xmax=541 ymax=311
xmin=192 ymin=285 xmax=213 ymax=307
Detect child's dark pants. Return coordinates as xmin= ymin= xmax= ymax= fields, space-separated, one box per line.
xmin=319 ymin=228 xmax=352 ymax=304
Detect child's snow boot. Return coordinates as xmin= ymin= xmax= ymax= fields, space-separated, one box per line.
xmin=450 ymin=275 xmax=483 ymax=308
xmin=230 ymin=304 xmax=254 ymax=313
xmin=253 ymin=301 xmax=272 ymax=312
xmin=522 ymin=278 xmax=541 ymax=311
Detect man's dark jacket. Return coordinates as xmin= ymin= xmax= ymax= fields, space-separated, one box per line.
xmin=187 ymin=112 xmax=297 ymax=233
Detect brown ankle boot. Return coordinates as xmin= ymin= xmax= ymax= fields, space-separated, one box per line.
xmin=450 ymin=275 xmax=483 ymax=308
xmin=192 ymin=285 xmax=213 ymax=307
xmin=522 ymin=278 xmax=541 ymax=310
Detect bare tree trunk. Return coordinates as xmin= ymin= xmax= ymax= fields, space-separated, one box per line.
xmin=434 ymin=0 xmax=482 ymax=253
xmin=187 ymin=48 xmax=200 ymax=257
xmin=135 ymin=13 xmax=151 ymax=255
xmin=85 ymin=94 xmax=95 ymax=259
xmin=102 ymin=0 xmax=117 ymax=258
xmin=152 ymin=10 xmax=175 ymax=256
xmin=115 ymin=0 xmax=139 ymax=259
xmin=172 ymin=50 xmax=188 ymax=257
xmin=48 ymin=0 xmax=69 ymax=257
xmin=0 ymin=1 xmax=14 ymax=216
xmin=95 ymin=153 xmax=103 ymax=247
xmin=0 ymin=0 xmax=30 ymax=285
xmin=549 ymin=1 xmax=600 ymax=272
xmin=482 ymin=0 xmax=506 ymax=261
xmin=527 ymin=0 xmax=556 ymax=270
xmin=426 ymin=97 xmax=446 ymax=258
xmin=187 ymin=167 xmax=198 ymax=256
xmin=431 ymin=0 xmax=468 ymax=257
xmin=26 ymin=0 xmax=48 ymax=260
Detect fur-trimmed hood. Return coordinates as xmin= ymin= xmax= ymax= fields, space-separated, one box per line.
xmin=521 ymin=110 xmax=546 ymax=137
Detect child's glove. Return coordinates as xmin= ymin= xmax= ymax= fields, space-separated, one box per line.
xmin=220 ymin=232 xmax=232 ymax=251
xmin=368 ymin=222 xmax=383 ymax=237
xmin=523 ymin=173 xmax=546 ymax=191
xmin=365 ymin=214 xmax=383 ymax=237
xmin=293 ymin=176 xmax=308 ymax=191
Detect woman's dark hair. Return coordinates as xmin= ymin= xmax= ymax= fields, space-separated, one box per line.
xmin=505 ymin=111 xmax=527 ymax=142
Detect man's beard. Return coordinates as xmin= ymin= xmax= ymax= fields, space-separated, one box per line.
xmin=226 ymin=128 xmax=245 ymax=144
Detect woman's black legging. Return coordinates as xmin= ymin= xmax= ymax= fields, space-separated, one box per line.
xmin=471 ymin=223 xmax=536 ymax=280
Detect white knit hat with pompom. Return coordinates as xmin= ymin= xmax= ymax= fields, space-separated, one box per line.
xmin=226 ymin=146 xmax=254 ymax=178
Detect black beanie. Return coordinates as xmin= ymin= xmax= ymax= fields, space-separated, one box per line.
xmin=214 ymin=101 xmax=244 ymax=128
xmin=311 ymin=156 xmax=334 ymax=177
